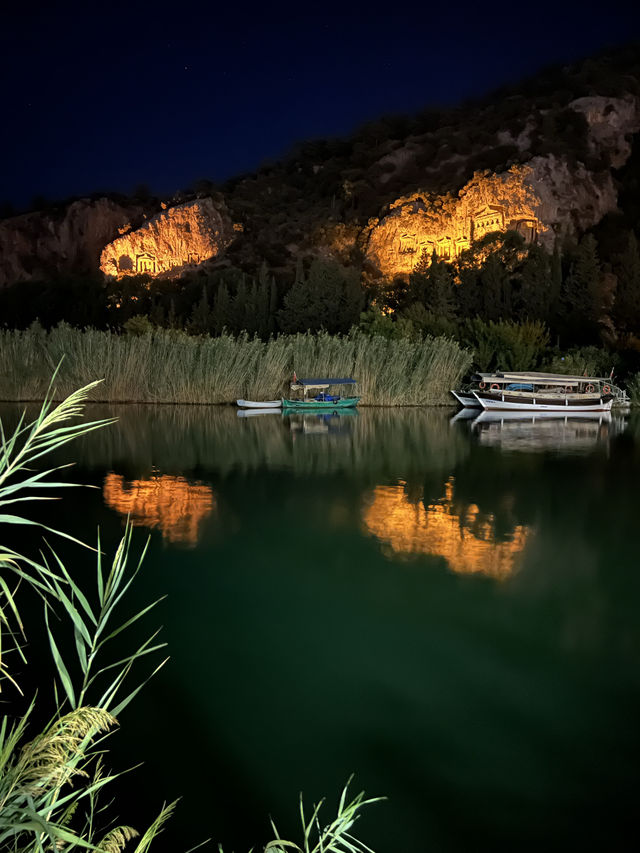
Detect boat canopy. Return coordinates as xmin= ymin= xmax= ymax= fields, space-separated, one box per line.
xmin=292 ymin=377 xmax=357 ymax=391
xmin=299 ymin=378 xmax=356 ymax=385
xmin=472 ymin=371 xmax=606 ymax=387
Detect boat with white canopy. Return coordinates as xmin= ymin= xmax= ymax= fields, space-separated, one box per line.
xmin=469 ymin=371 xmax=619 ymax=412
xmin=282 ymin=378 xmax=360 ymax=411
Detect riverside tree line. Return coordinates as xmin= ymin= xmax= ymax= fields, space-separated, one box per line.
xmin=2 ymin=224 xmax=640 ymax=378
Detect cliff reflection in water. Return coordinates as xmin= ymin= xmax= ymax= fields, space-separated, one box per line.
xmin=103 ymin=471 xmax=215 ymax=545
xmin=363 ymin=477 xmax=530 ymax=578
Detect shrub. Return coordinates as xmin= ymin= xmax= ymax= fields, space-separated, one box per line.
xmin=462 ymin=318 xmax=549 ymax=372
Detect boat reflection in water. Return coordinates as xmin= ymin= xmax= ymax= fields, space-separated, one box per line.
xmin=287 ymin=410 xmax=357 ymax=437
xmin=103 ymin=471 xmax=216 ymax=546
xmin=362 ymin=477 xmax=530 ymax=579
xmin=468 ymin=410 xmax=623 ymax=454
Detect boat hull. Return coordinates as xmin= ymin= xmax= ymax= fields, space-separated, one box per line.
xmin=451 ymin=390 xmax=481 ymax=408
xmin=237 ymin=399 xmax=282 ymax=408
xmin=281 ymin=397 xmax=360 ymax=411
xmin=473 ymin=391 xmax=613 ymax=413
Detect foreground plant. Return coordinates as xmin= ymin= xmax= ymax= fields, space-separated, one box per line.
xmin=262 ymin=779 xmax=382 ymax=853
xmin=0 ymin=378 xmax=173 ymax=851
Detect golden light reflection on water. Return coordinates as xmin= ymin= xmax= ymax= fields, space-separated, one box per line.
xmin=362 ymin=478 xmax=529 ymax=578
xmin=103 ymin=472 xmax=215 ymax=546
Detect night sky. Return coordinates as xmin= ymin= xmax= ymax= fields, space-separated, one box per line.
xmin=2 ymin=1 xmax=640 ymax=210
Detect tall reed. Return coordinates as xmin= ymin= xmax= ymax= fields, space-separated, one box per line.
xmin=0 ymin=325 xmax=471 ymax=405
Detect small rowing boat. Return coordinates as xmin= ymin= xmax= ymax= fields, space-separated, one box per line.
xmin=236 ymin=399 xmax=282 ymax=409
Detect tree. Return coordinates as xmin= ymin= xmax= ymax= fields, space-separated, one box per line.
xmin=613 ymin=231 xmax=640 ymax=334
xmin=188 ymin=285 xmax=212 ymax=334
xmin=550 ymin=240 xmax=563 ymax=323
xmin=518 ymin=243 xmax=551 ymax=321
xmin=213 ymin=283 xmax=231 ymax=334
xmin=481 ymin=253 xmax=510 ymax=321
xmin=560 ymin=234 xmax=602 ymax=342
xmin=408 ymin=250 xmax=456 ymax=319
xmin=455 ymin=263 xmax=483 ymax=318
xmin=278 ymin=259 xmax=364 ymax=334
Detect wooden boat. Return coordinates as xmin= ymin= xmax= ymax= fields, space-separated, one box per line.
xmin=470 ymin=372 xmax=616 ymax=412
xmin=236 ymin=399 xmax=282 ymax=408
xmin=282 ymin=377 xmax=360 ymax=411
xmin=451 ymin=388 xmax=482 ymax=408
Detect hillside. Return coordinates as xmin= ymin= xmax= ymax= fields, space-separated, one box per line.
xmin=0 ymin=45 xmax=639 ymax=291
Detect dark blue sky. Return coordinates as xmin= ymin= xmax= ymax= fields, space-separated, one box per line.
xmin=2 ymin=0 xmax=639 ymax=208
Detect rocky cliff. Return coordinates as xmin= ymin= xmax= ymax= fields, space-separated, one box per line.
xmin=99 ymin=198 xmax=234 ymax=279
xmin=0 ymin=198 xmax=147 ymax=287
xmin=1 ymin=51 xmax=639 ymax=290
xmin=362 ymin=95 xmax=640 ymax=279
xmin=364 ymin=166 xmax=547 ymax=278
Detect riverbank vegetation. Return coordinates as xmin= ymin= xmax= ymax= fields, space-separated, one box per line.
xmin=0 ymin=326 xmax=471 ymax=405
xmin=2 ymin=222 xmax=640 ymax=398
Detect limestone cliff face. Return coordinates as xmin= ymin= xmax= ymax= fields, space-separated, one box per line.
xmin=364 ymin=146 xmax=631 ymax=279
xmin=362 ymin=93 xmax=640 ymax=279
xmin=99 ymin=198 xmax=233 ymax=278
xmin=0 ymin=198 xmax=146 ymax=287
xmin=527 ymin=154 xmax=619 ymax=236
xmin=569 ymin=95 xmax=639 ymax=168
xmin=364 ymin=166 xmax=548 ymax=278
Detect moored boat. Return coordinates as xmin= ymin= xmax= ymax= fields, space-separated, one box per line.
xmin=451 ymin=388 xmax=482 ymax=408
xmin=282 ymin=377 xmax=360 ymax=411
xmin=470 ymin=372 xmax=617 ymax=412
xmin=236 ymin=399 xmax=282 ymax=408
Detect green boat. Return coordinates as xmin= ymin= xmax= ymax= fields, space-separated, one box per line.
xmin=282 ymin=377 xmax=360 ymax=411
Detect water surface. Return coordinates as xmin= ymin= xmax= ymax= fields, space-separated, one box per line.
xmin=6 ymin=405 xmax=639 ymax=852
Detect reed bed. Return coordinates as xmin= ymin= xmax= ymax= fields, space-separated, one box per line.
xmin=0 ymin=325 xmax=471 ymax=405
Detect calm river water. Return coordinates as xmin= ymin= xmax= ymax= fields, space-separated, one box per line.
xmin=6 ymin=404 xmax=640 ymax=852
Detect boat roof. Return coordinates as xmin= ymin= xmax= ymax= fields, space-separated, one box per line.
xmin=298 ymin=377 xmax=356 ymax=385
xmin=473 ymin=371 xmax=608 ymax=386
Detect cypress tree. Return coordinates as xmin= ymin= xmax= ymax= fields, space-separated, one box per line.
xmin=550 ymin=240 xmax=563 ymax=322
xmin=519 ymin=244 xmax=551 ymax=321
xmin=278 ymin=260 xmax=363 ymax=334
xmin=408 ymin=250 xmax=456 ymax=319
xmin=213 ymin=284 xmax=231 ymax=335
xmin=613 ymin=231 xmax=640 ymax=334
xmin=232 ymin=276 xmax=248 ymax=333
xmin=455 ymin=263 xmax=482 ymax=318
xmin=188 ymin=286 xmax=211 ymax=334
xmin=269 ymin=276 xmax=278 ymax=334
xmin=480 ymin=254 xmax=509 ymax=321
xmin=167 ymin=298 xmax=177 ymax=329
xmin=561 ymin=234 xmax=602 ymax=342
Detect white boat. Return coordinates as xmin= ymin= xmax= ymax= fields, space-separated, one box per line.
xmin=452 ymin=371 xmax=627 ymax=411
xmin=450 ymin=390 xmax=481 ymax=408
xmin=236 ymin=399 xmax=282 ymax=408
xmin=471 ymin=372 xmax=616 ymax=413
